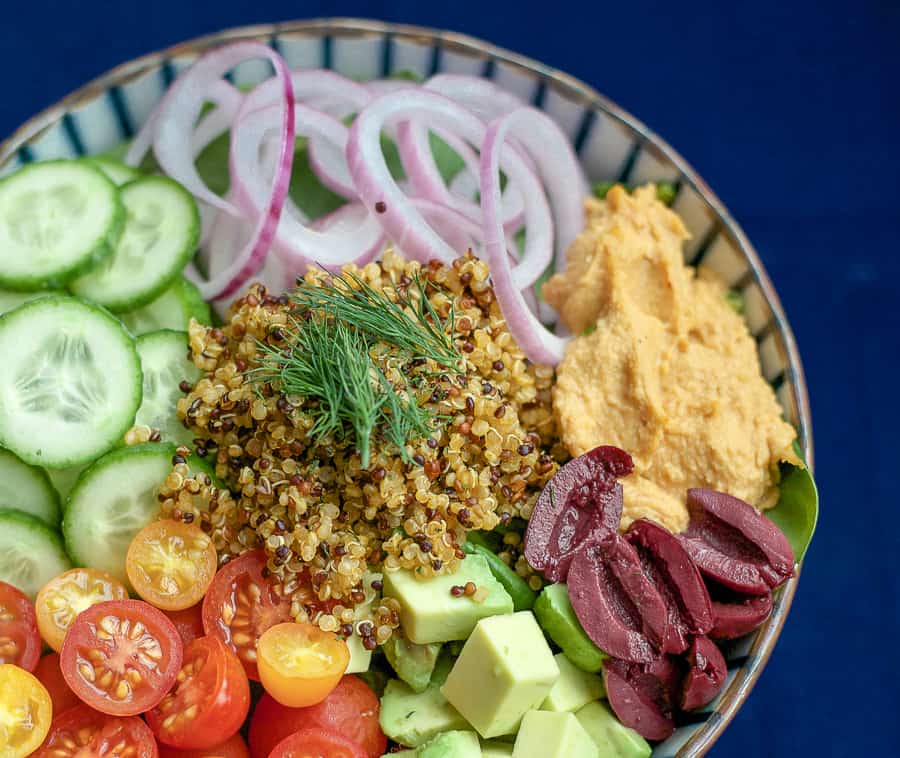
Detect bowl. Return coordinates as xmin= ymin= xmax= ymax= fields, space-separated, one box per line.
xmin=0 ymin=18 xmax=813 ymax=757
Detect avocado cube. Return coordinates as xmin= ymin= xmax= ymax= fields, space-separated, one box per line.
xmin=441 ymin=611 xmax=559 ymax=738
xmin=383 ymin=554 xmax=513 ymax=644
xmin=384 ymin=635 xmax=443 ymax=693
xmin=379 ymin=679 xmax=469 ymax=747
xmin=533 ymin=583 xmax=607 ymax=672
xmin=541 ymin=653 xmax=605 ymax=712
xmin=512 ymin=710 xmax=599 ymax=758
xmin=419 ymin=730 xmax=482 ymax=757
xmin=347 ymin=572 xmax=382 ymax=673
xmin=481 ymin=741 xmax=514 ymax=757
xmin=574 ymin=701 xmax=651 ymax=758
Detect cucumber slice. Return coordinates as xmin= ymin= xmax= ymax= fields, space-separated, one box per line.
xmin=120 ymin=276 xmax=212 ymax=335
xmin=0 ymin=160 xmax=123 ymax=289
xmin=63 ymin=443 xmax=174 ymax=584
xmin=45 ymin=464 xmax=87 ymax=503
xmin=70 ymin=176 xmax=200 ymax=311
xmin=0 ymin=509 xmax=72 ymax=598
xmin=82 ymin=156 xmax=142 ymax=186
xmin=0 ymin=289 xmax=50 ymax=316
xmin=0 ymin=296 xmax=143 ymax=467
xmin=0 ymin=448 xmax=61 ymax=526
xmin=135 ymin=330 xmax=202 ymax=445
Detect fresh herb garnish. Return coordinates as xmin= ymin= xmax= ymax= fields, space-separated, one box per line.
xmin=252 ymin=272 xmax=460 ymax=468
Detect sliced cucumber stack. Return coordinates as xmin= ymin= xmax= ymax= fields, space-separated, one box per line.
xmin=120 ymin=276 xmax=213 ymax=335
xmin=63 ymin=443 xmax=176 ymax=584
xmin=0 ymin=160 xmax=123 ymax=289
xmin=135 ymin=330 xmax=202 ymax=445
xmin=0 ymin=448 xmax=61 ymax=526
xmin=0 ymin=509 xmax=72 ymax=598
xmin=70 ymin=176 xmax=200 ymax=311
xmin=82 ymin=156 xmax=142 ymax=186
xmin=0 ymin=295 xmax=143 ymax=467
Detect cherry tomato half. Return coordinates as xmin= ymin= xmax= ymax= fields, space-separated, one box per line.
xmin=158 ymin=733 xmax=250 ymax=758
xmin=35 ymin=568 xmax=129 ymax=652
xmin=127 ymin=520 xmax=218 ymax=612
xmin=165 ymin=604 xmax=205 ymax=648
xmin=60 ymin=599 xmax=183 ymax=716
xmin=202 ymin=551 xmax=292 ymax=680
xmin=33 ymin=652 xmax=80 ymax=715
xmin=257 ymin=622 xmax=349 ymax=708
xmin=0 ymin=664 xmax=52 ymax=758
xmin=0 ymin=581 xmax=41 ymax=672
xmin=248 ymin=677 xmax=386 ymax=758
xmin=267 ymin=728 xmax=366 ymax=758
xmin=34 ymin=703 xmax=158 ymax=758
xmin=146 ymin=636 xmax=250 ymax=750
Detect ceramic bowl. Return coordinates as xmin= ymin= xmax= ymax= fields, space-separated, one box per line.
xmin=0 ymin=18 xmax=812 ymax=757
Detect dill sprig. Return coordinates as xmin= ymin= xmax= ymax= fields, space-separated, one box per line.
xmin=251 ymin=271 xmax=461 ymax=468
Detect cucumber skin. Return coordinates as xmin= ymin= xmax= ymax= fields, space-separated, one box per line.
xmin=0 ymin=507 xmax=72 ymax=597
xmin=0 ymin=294 xmax=143 ymax=468
xmin=0 ymin=447 xmax=61 ymax=527
xmin=0 ymin=160 xmax=126 ymax=291
xmin=81 ymin=156 xmax=142 ymax=186
xmin=71 ymin=175 xmax=201 ymax=313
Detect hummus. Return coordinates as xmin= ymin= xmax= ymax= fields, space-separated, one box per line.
xmin=544 ymin=185 xmax=797 ymax=533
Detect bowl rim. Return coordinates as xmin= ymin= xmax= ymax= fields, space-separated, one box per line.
xmin=0 ymin=18 xmax=813 ymax=757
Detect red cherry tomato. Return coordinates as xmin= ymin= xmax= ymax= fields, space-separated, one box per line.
xmin=60 ymin=599 xmax=183 ymax=716
xmin=146 ymin=636 xmax=250 ymax=750
xmin=249 ymin=676 xmax=386 ymax=758
xmin=201 ymin=551 xmax=292 ymax=680
xmin=158 ymin=733 xmax=250 ymax=758
xmin=165 ymin=604 xmax=206 ymax=648
xmin=33 ymin=703 xmax=158 ymax=758
xmin=0 ymin=580 xmax=41 ymax=671
xmin=267 ymin=728 xmax=366 ymax=758
xmin=33 ymin=652 xmax=81 ymax=715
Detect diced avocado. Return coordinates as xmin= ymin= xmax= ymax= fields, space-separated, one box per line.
xmin=441 ymin=611 xmax=559 ymax=738
xmin=512 ymin=710 xmax=599 ymax=758
xmin=534 ymin=584 xmax=607 ymax=672
xmin=419 ymin=730 xmax=482 ymax=758
xmin=574 ymin=701 xmax=651 ymax=758
xmin=384 ymin=635 xmax=443 ymax=693
xmin=430 ymin=647 xmax=456 ymax=687
xmin=542 ymin=653 xmax=605 ymax=712
xmin=347 ymin=572 xmax=382 ymax=673
xmin=383 ymin=554 xmax=513 ymax=644
xmin=380 ymin=679 xmax=469 ymax=747
xmin=481 ymin=741 xmax=514 ymax=757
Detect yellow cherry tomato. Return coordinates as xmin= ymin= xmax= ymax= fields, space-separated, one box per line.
xmin=35 ymin=568 xmax=129 ymax=652
xmin=257 ymin=622 xmax=350 ymax=708
xmin=126 ymin=519 xmax=217 ymax=611
xmin=0 ymin=664 xmax=52 ymax=758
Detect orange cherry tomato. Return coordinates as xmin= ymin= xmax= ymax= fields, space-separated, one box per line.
xmin=257 ymin=622 xmax=349 ymax=708
xmin=0 ymin=663 xmax=52 ymax=757
xmin=146 ymin=636 xmax=250 ymax=750
xmin=201 ymin=550 xmax=293 ymax=681
xmin=35 ymin=568 xmax=129 ymax=652
xmin=126 ymin=520 xmax=218 ymax=611
xmin=60 ymin=599 xmax=183 ymax=716
xmin=248 ymin=677 xmax=386 ymax=758
xmin=267 ymin=728 xmax=365 ymax=758
xmin=164 ymin=604 xmax=205 ymax=648
xmin=33 ymin=652 xmax=80 ymax=715
xmin=33 ymin=703 xmax=158 ymax=758
xmin=0 ymin=581 xmax=41 ymax=671
xmin=158 ymin=733 xmax=250 ymax=758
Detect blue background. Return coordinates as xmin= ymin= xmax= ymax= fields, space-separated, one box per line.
xmin=2 ymin=1 xmax=897 ymax=755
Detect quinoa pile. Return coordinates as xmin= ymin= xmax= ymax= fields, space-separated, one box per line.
xmin=154 ymin=250 xmax=563 ymax=640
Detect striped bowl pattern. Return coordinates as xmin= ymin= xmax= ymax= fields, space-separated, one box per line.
xmin=0 ymin=19 xmax=812 ymax=757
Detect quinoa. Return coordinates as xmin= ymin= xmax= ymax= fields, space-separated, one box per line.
xmin=154 ymin=250 xmax=562 ymax=636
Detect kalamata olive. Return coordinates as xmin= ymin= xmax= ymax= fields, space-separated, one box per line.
xmin=524 ymin=446 xmax=633 ymax=582
xmin=709 ymin=590 xmax=773 ymax=640
xmin=568 ymin=535 xmax=669 ymax=663
xmin=626 ymin=519 xmax=714 ymax=654
xmin=680 ymin=635 xmax=728 ymax=711
xmin=678 ymin=489 xmax=794 ymax=596
xmin=604 ymin=657 xmax=676 ymax=741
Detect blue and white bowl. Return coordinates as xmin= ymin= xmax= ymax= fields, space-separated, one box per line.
xmin=0 ymin=19 xmax=813 ymax=757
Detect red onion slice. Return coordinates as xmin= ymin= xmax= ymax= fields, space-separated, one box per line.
xmin=425 ymin=74 xmax=525 ymax=122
